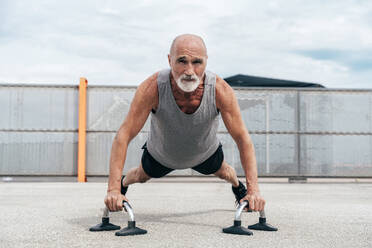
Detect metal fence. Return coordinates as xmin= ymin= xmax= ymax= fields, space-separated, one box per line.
xmin=1 ymin=84 xmax=372 ymax=177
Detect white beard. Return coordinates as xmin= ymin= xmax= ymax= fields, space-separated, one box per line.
xmin=175 ymin=74 xmax=200 ymax=92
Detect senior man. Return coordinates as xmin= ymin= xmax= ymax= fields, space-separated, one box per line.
xmin=104 ymin=34 xmax=265 ymax=213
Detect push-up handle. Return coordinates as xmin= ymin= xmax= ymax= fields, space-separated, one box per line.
xmin=223 ymin=201 xmax=253 ymax=235
xmin=223 ymin=200 xmax=278 ymax=235
xmin=89 ymin=201 xmax=147 ymax=236
xmin=115 ymin=201 xmax=147 ymax=236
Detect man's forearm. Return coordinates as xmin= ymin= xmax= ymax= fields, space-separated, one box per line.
xmin=107 ymin=137 xmax=129 ymax=192
xmin=237 ymin=140 xmax=259 ymax=193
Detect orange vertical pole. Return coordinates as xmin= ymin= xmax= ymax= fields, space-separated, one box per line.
xmin=78 ymin=77 xmax=88 ymax=182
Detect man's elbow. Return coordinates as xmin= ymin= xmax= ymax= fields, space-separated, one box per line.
xmin=113 ymin=128 xmax=130 ymax=148
xmin=234 ymin=133 xmax=254 ymax=151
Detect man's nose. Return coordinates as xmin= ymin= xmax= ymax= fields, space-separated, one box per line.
xmin=184 ymin=63 xmax=194 ymax=76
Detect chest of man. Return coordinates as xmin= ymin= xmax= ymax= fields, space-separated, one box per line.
xmin=172 ymin=87 xmax=204 ymax=114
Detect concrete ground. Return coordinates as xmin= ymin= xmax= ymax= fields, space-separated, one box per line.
xmin=0 ymin=177 xmax=371 ymax=248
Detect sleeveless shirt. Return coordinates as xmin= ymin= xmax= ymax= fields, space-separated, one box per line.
xmin=146 ymin=69 xmax=220 ymax=169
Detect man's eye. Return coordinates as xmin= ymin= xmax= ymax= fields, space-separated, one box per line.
xmin=192 ymin=60 xmax=202 ymax=64
xmin=178 ymin=59 xmax=187 ymax=63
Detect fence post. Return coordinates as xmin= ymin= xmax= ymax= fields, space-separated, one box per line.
xmin=297 ymin=90 xmax=301 ymax=176
xmin=288 ymin=90 xmax=307 ymax=183
xmin=78 ymin=77 xmax=88 ymax=182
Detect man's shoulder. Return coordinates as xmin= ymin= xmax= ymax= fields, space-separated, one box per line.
xmin=215 ymin=75 xmax=234 ymax=97
xmin=215 ymin=75 xmax=235 ymax=110
xmin=138 ymin=72 xmax=159 ymax=96
xmin=134 ymin=72 xmax=160 ymax=111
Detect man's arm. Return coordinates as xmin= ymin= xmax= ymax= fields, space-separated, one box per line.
xmin=215 ymin=76 xmax=265 ymax=211
xmin=105 ymin=73 xmax=158 ymax=211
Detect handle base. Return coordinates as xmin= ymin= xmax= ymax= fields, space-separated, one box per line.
xmin=89 ymin=217 xmax=121 ymax=232
xmin=115 ymin=221 xmax=147 ymax=236
xmin=248 ymin=218 xmax=278 ymax=231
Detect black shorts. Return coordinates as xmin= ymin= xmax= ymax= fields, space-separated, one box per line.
xmin=141 ymin=143 xmax=224 ymax=178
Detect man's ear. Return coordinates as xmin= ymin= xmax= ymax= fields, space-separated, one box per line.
xmin=168 ymin=54 xmax=171 ymax=66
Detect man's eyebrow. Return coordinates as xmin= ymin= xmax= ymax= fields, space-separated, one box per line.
xmin=176 ymin=56 xmax=204 ymax=61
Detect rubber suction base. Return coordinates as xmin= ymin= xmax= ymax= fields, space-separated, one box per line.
xmin=115 ymin=221 xmax=147 ymax=236
xmin=89 ymin=218 xmax=121 ymax=231
xmin=248 ymin=218 xmax=278 ymax=231
xmin=222 ymin=220 xmax=253 ymax=236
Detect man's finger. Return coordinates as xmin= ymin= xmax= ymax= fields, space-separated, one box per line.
xmin=249 ymin=197 xmax=255 ymax=211
xmin=114 ymin=196 xmax=120 ymax=211
xmin=257 ymin=199 xmax=262 ymax=211
xmin=110 ymin=196 xmax=116 ymax=211
xmin=255 ymin=201 xmax=260 ymax=211
xmin=256 ymin=199 xmax=261 ymax=211
xmin=104 ymin=197 xmax=109 ymax=209
xmin=116 ymin=197 xmax=123 ymax=211
xmin=260 ymin=199 xmax=265 ymax=211
xmin=105 ymin=196 xmax=110 ymax=211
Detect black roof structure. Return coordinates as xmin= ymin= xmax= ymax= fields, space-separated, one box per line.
xmin=224 ymin=74 xmax=325 ymax=88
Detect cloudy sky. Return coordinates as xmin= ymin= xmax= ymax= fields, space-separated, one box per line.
xmin=0 ymin=0 xmax=371 ymax=88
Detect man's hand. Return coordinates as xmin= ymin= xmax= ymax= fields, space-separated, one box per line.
xmin=104 ymin=190 xmax=129 ymax=212
xmin=240 ymin=191 xmax=265 ymax=212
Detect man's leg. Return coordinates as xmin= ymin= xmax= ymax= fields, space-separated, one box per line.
xmin=192 ymin=148 xmax=247 ymax=206
xmin=214 ymin=160 xmax=239 ymax=187
xmin=215 ymin=160 xmax=249 ymax=208
xmin=122 ymin=163 xmax=151 ymax=187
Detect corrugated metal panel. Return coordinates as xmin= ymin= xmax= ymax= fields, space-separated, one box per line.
xmin=87 ymin=87 xmax=151 ymax=132
xmin=300 ymin=92 xmax=372 ymax=133
xmin=300 ymin=135 xmax=372 ymax=176
xmin=0 ymin=132 xmax=77 ymax=175
xmin=212 ymin=133 xmax=298 ymax=176
xmin=0 ymin=86 xmax=78 ymax=130
xmin=228 ymin=90 xmax=297 ymax=133
xmin=86 ymin=132 xmax=145 ymax=175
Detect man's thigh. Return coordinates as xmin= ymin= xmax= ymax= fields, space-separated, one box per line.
xmin=192 ymin=143 xmax=224 ymax=175
xmin=141 ymin=144 xmax=174 ymax=178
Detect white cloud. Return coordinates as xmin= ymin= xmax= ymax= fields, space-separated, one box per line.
xmin=0 ymin=0 xmax=371 ymax=88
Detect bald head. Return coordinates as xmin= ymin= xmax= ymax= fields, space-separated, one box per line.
xmin=169 ymin=34 xmax=207 ymax=57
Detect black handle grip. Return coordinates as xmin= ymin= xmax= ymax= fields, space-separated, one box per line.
xmin=242 ymin=200 xmax=252 ymax=212
xmin=122 ymin=200 xmax=132 ymax=209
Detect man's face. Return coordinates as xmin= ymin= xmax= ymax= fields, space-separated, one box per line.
xmin=168 ymin=39 xmax=207 ymax=92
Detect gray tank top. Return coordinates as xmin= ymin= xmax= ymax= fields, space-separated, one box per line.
xmin=146 ymin=69 xmax=220 ymax=169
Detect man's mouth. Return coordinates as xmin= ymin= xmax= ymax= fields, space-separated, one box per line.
xmin=182 ymin=78 xmax=195 ymax=82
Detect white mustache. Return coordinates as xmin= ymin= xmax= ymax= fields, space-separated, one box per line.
xmin=180 ymin=74 xmax=198 ymax=82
